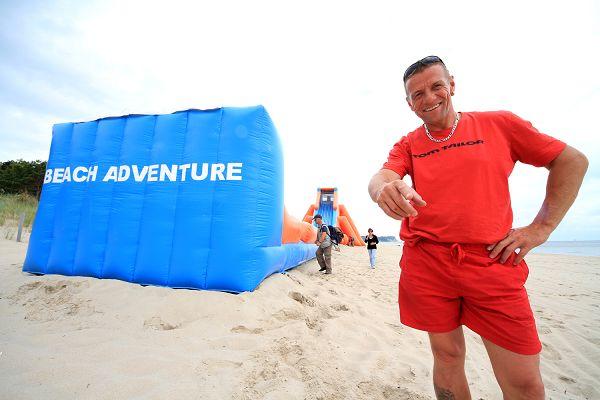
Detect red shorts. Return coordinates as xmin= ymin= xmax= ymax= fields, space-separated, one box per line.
xmin=399 ymin=239 xmax=541 ymax=355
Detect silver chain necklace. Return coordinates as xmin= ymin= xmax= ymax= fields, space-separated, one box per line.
xmin=424 ymin=112 xmax=460 ymax=143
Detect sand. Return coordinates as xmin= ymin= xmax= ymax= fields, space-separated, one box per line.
xmin=0 ymin=238 xmax=598 ymax=400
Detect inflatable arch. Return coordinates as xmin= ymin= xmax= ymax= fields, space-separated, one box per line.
xmin=23 ymin=106 xmax=317 ymax=292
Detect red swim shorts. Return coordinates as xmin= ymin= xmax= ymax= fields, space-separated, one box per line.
xmin=399 ymin=239 xmax=541 ymax=355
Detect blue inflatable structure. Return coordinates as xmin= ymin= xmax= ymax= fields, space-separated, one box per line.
xmin=23 ymin=106 xmax=316 ymax=292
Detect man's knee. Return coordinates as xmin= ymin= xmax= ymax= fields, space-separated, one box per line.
xmin=431 ymin=341 xmax=466 ymax=366
xmin=506 ymin=375 xmax=545 ymax=399
xmin=523 ymin=380 xmax=545 ymax=400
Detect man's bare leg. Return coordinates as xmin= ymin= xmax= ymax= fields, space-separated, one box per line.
xmin=482 ymin=338 xmax=544 ymax=400
xmin=428 ymin=327 xmax=471 ymax=400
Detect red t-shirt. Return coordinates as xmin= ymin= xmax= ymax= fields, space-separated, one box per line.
xmin=382 ymin=111 xmax=566 ymax=244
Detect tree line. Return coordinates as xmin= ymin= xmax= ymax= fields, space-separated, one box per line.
xmin=0 ymin=160 xmax=47 ymax=197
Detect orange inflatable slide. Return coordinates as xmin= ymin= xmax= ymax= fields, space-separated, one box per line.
xmin=281 ymin=207 xmax=317 ymax=244
xmin=281 ymin=188 xmax=364 ymax=246
xmin=301 ymin=188 xmax=365 ymax=246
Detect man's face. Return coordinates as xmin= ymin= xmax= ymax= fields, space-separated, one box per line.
xmin=405 ymin=64 xmax=455 ymax=129
xmin=315 ymin=218 xmax=322 ymax=225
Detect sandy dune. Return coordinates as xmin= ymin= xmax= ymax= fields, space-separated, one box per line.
xmin=0 ymin=238 xmax=598 ymax=399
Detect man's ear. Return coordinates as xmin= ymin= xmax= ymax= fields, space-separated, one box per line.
xmin=449 ymin=75 xmax=455 ymax=96
xmin=406 ymin=96 xmax=416 ymax=112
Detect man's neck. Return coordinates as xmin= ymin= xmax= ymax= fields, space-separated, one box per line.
xmin=426 ymin=110 xmax=457 ymax=131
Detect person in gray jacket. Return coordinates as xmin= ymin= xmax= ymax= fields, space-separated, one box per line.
xmin=313 ymin=214 xmax=332 ymax=274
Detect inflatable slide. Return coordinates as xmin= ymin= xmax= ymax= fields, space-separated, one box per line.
xmin=303 ymin=188 xmax=365 ymax=246
xmin=23 ymin=106 xmax=317 ymax=293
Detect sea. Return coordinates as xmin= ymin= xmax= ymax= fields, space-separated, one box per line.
xmin=530 ymin=240 xmax=600 ymax=257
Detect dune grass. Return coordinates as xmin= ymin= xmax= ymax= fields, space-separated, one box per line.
xmin=0 ymin=193 xmax=38 ymax=227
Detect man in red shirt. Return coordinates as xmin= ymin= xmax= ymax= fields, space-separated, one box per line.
xmin=368 ymin=56 xmax=588 ymax=400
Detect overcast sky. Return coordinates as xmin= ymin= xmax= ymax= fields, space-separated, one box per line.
xmin=1 ymin=0 xmax=599 ymax=240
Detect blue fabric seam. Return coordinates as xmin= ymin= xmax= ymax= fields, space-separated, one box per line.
xmin=99 ymin=118 xmax=128 ymax=279
xmin=130 ymin=116 xmax=159 ymax=282
xmin=203 ymin=108 xmax=224 ymax=289
xmin=44 ymin=123 xmax=75 ymax=273
xmin=71 ymin=121 xmax=100 ymax=275
xmin=166 ymin=111 xmax=190 ymax=286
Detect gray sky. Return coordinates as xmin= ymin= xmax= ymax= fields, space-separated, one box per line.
xmin=1 ymin=0 xmax=599 ymax=240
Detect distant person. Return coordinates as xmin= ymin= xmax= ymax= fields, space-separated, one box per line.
xmin=313 ymin=214 xmax=332 ymax=274
xmin=348 ymin=236 xmax=355 ymax=247
xmin=368 ymin=56 xmax=587 ymax=399
xmin=364 ymin=228 xmax=379 ymax=268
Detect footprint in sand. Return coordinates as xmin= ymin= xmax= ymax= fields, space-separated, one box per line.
xmin=230 ymin=325 xmax=264 ymax=334
xmin=275 ymin=337 xmax=304 ymax=363
xmin=358 ymin=381 xmax=428 ymax=400
xmin=584 ymin=337 xmax=600 ymax=346
xmin=273 ymin=308 xmax=305 ymax=322
xmin=304 ymin=315 xmax=321 ymax=330
xmin=11 ymin=280 xmax=94 ymax=321
xmin=558 ymin=375 xmax=576 ymax=384
xmin=541 ymin=342 xmax=562 ymax=361
xmin=43 ymin=283 xmax=68 ymax=294
xmin=538 ymin=326 xmax=552 ymax=335
xmin=143 ymin=316 xmax=180 ymax=331
xmin=551 ymin=320 xmax=565 ymax=329
xmin=330 ymin=303 xmax=350 ymax=312
xmin=196 ymin=358 xmax=243 ymax=375
xmin=385 ymin=322 xmax=404 ymax=335
xmin=288 ymin=291 xmax=316 ymax=307
xmin=285 ymin=274 xmax=304 ymax=286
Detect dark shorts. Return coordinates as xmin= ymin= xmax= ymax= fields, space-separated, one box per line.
xmin=399 ymin=240 xmax=541 ymax=355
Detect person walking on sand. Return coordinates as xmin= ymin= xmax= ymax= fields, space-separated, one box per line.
xmin=365 ymin=228 xmax=379 ymax=268
xmin=368 ymin=56 xmax=587 ymax=399
xmin=313 ymin=214 xmax=332 ymax=274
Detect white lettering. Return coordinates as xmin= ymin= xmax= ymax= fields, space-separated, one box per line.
xmin=132 ymin=165 xmax=149 ymax=181
xmin=73 ymin=166 xmax=87 ymax=182
xmin=227 ymin=163 xmax=243 ymax=181
xmin=210 ymin=163 xmax=226 ymax=181
xmin=87 ymin=166 xmax=98 ymax=181
xmin=160 ymin=164 xmax=177 ymax=182
xmin=44 ymin=169 xmax=53 ymax=184
xmin=52 ymin=168 xmax=65 ymax=183
xmin=147 ymin=164 xmax=159 ymax=182
xmin=103 ymin=166 xmax=118 ymax=182
xmin=62 ymin=167 xmax=71 ymax=182
xmin=42 ymin=162 xmax=242 ymax=184
xmin=192 ymin=163 xmax=208 ymax=181
xmin=179 ymin=164 xmax=191 ymax=181
xmin=117 ymin=165 xmax=130 ymax=182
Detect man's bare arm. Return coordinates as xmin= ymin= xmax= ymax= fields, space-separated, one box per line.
xmin=489 ymin=145 xmax=589 ymax=264
xmin=368 ymin=169 xmax=426 ymax=220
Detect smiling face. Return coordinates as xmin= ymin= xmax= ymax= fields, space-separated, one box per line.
xmin=405 ymin=64 xmax=456 ymax=131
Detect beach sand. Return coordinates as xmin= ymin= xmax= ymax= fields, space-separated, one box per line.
xmin=1 ymin=238 xmax=598 ymax=399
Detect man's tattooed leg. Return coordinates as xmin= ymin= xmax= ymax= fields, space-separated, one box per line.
xmin=434 ymin=384 xmax=456 ymax=400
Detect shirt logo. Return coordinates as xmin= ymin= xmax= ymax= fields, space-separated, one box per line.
xmin=412 ymin=139 xmax=484 ymax=159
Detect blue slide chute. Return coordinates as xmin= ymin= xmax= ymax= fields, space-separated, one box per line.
xmin=316 ymin=188 xmax=337 ymax=226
